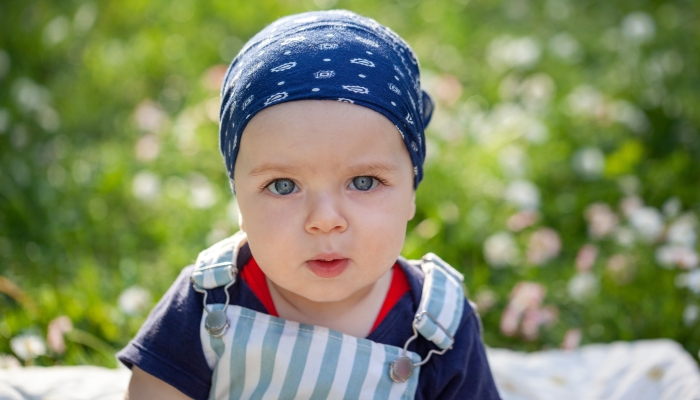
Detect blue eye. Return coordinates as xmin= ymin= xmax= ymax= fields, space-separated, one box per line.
xmin=268 ymin=179 xmax=296 ymax=195
xmin=351 ymin=176 xmax=376 ymax=191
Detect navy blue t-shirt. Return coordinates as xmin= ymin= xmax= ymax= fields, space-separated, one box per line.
xmin=117 ymin=245 xmax=501 ymax=399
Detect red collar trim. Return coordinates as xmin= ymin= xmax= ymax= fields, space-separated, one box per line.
xmin=240 ymin=258 xmax=410 ymax=333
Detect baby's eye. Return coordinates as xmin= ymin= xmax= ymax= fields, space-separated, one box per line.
xmin=267 ymin=178 xmax=297 ymax=195
xmin=349 ymin=176 xmax=377 ymax=191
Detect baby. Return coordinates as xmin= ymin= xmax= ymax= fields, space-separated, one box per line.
xmin=118 ymin=10 xmax=500 ymax=400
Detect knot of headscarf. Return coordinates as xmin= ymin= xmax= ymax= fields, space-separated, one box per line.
xmin=219 ymin=9 xmax=433 ymax=189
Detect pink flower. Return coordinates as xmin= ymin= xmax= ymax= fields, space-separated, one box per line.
xmin=527 ymin=228 xmax=562 ymax=265
xmin=521 ymin=306 xmax=558 ymax=341
xmin=500 ymin=282 xmax=556 ymax=340
xmin=47 ymin=316 xmax=73 ymax=354
xmin=475 ymin=289 xmax=498 ymax=313
xmin=575 ymin=244 xmax=598 ymax=272
xmin=585 ymin=203 xmax=619 ymax=239
xmin=606 ymin=254 xmax=636 ymax=284
xmin=619 ymin=196 xmax=643 ymax=218
xmin=507 ymin=210 xmax=540 ymax=232
xmin=561 ymin=328 xmax=582 ymax=350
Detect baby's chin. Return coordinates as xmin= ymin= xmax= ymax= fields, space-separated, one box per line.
xmin=289 ymin=285 xmax=360 ymax=304
xmin=278 ymin=279 xmax=373 ymax=305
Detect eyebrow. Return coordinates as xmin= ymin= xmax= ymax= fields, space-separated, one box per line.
xmin=248 ymin=162 xmax=399 ymax=176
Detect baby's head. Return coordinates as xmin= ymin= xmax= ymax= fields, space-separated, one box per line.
xmin=219 ymin=10 xmax=432 ymax=304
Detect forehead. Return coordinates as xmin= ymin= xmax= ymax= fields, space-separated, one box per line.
xmin=236 ymin=100 xmax=411 ymax=174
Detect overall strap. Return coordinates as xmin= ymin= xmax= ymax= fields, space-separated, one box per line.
xmin=414 ymin=253 xmax=465 ymax=350
xmin=191 ymin=231 xmax=246 ymax=289
xmin=191 ymin=231 xmax=247 ymax=337
xmin=390 ymin=253 xmax=465 ymax=382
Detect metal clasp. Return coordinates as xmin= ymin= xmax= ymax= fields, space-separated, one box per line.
xmin=389 ymin=310 xmax=454 ymax=382
xmin=191 ymin=263 xmax=236 ymax=337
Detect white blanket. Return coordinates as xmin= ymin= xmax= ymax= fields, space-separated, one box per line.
xmin=1 ymin=339 xmax=699 ymax=399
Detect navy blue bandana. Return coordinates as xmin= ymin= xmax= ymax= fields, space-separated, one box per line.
xmin=219 ymin=10 xmax=433 ymax=189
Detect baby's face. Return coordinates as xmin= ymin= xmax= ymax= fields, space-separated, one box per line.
xmin=234 ymin=100 xmax=416 ymax=304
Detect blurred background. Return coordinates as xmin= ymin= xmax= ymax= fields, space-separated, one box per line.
xmin=1 ymin=0 xmax=698 ymax=368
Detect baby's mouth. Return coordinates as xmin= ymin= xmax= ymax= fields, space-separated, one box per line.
xmin=306 ymin=257 xmax=349 ymax=278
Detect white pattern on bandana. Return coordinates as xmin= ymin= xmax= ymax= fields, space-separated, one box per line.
xmin=342 ymin=85 xmax=369 ymax=94
xmin=242 ymin=96 xmax=254 ymax=110
xmin=389 ymin=83 xmax=401 ymax=95
xmin=264 ymin=92 xmax=288 ymax=105
xmin=271 ymin=62 xmax=297 ymax=72
xmin=314 ymin=70 xmax=335 ymax=79
xmin=350 ymin=58 xmax=375 ymax=67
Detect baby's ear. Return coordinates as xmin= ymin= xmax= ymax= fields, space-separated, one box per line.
xmin=408 ymin=191 xmax=416 ymax=220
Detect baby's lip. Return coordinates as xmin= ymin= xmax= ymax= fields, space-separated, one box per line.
xmin=306 ymin=255 xmax=350 ymax=278
xmin=310 ymin=252 xmax=347 ymax=262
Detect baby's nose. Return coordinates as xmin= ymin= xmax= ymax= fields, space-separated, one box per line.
xmin=304 ymin=193 xmax=348 ymax=234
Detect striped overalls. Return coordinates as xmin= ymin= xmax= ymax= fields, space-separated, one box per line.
xmin=191 ymin=232 xmax=465 ymax=400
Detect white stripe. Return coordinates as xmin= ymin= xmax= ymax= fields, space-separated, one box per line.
xmin=200 ymin=310 xmax=219 ymax=369
xmin=203 ymin=270 xmax=217 ymax=288
xmin=388 ymin=370 xmax=410 ymax=399
xmin=328 ymin=336 xmax=358 ymax=396
xmin=239 ymin=312 xmax=268 ymax=398
xmin=212 ymin=306 xmax=241 ymax=399
xmin=261 ymin=320 xmax=299 ymax=398
xmin=426 ymin=325 xmax=447 ymax=347
xmin=435 ymin=271 xmax=460 ymax=335
xmin=418 ymin=262 xmax=436 ymax=312
xmin=295 ymin=326 xmax=330 ymax=398
xmin=358 ymin=341 xmax=385 ymax=398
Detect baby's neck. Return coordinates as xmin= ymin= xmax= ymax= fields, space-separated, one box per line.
xmin=267 ymin=268 xmax=393 ymax=338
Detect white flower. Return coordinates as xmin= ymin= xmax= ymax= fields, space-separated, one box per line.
xmin=0 ymin=354 xmax=21 ymax=369
xmin=655 ymin=245 xmax=699 ymax=269
xmin=504 ymin=179 xmax=540 ymax=211
xmin=567 ymin=272 xmax=599 ymax=302
xmin=621 ymin=11 xmax=655 ymax=43
xmin=526 ymin=228 xmax=562 ymax=265
xmin=189 ymin=174 xmax=217 ymax=209
xmin=572 ymin=147 xmax=605 ymax=180
xmin=608 ymin=100 xmax=649 ymax=134
xmin=584 ymin=203 xmax=619 ymax=239
xmin=679 ymin=270 xmax=700 ymax=295
xmin=666 ymin=212 xmax=697 ymax=248
xmin=683 ymin=304 xmax=699 ymax=327
xmin=10 ymin=333 xmax=47 ymax=360
xmin=549 ymin=33 xmax=582 ymax=63
xmin=487 ymin=36 xmax=541 ymax=70
xmin=483 ymin=231 xmax=520 ymax=268
xmin=629 ymin=206 xmax=664 ymax=242
xmin=613 ymin=226 xmax=636 ymax=247
xmin=565 ymin=85 xmax=604 ymax=118
xmin=118 ymin=286 xmax=151 ymax=315
xmin=132 ymin=171 xmax=161 ymax=201
xmin=662 ymin=197 xmax=682 ymax=219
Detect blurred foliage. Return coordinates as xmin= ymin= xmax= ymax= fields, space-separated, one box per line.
xmin=1 ymin=0 xmax=699 ymax=367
